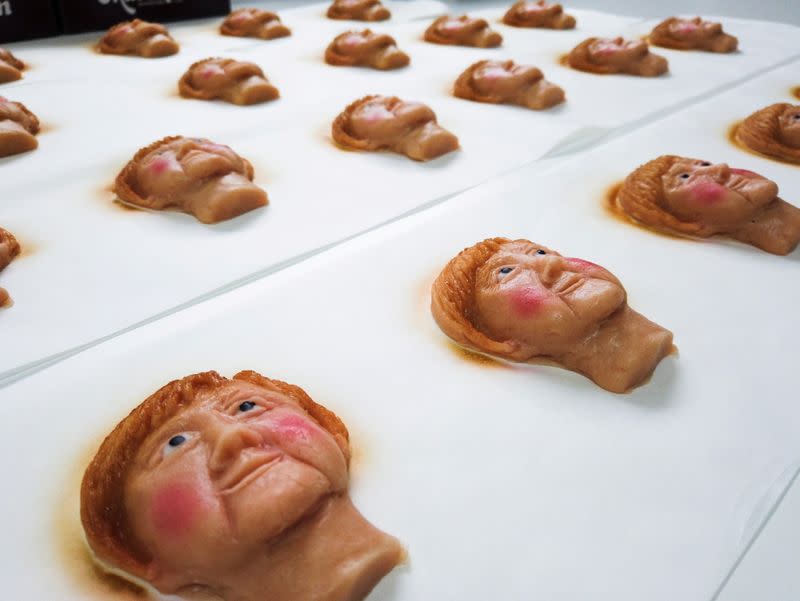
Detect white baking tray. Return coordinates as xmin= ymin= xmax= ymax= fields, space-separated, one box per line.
xmin=0 ymin=59 xmax=798 ymax=601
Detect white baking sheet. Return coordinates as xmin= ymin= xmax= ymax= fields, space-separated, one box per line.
xmin=716 ymin=465 xmax=800 ymax=601
xmin=0 ymin=73 xmax=580 ymax=380
xmin=3 ymin=1 xmax=606 ymax=379
xmin=1 ymin=58 xmax=799 ymax=601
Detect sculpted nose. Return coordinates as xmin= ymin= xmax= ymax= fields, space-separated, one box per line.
xmin=707 ymin=162 xmax=730 ymax=182
xmin=538 ymin=254 xmax=564 ymax=286
xmin=208 ymin=424 xmax=262 ymax=473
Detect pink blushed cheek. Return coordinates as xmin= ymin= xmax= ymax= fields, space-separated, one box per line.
xmin=566 ymin=258 xmax=601 ymax=271
xmin=150 ymin=483 xmax=204 ymax=539
xmin=675 ymin=22 xmax=698 ymax=33
xmin=199 ymin=66 xmax=222 ymax=79
xmin=730 ymin=168 xmax=760 ymax=178
xmin=480 ymin=66 xmax=510 ymax=81
xmin=149 ymin=156 xmax=176 ymax=175
xmin=689 ymin=180 xmax=726 ymax=204
xmin=509 ymin=286 xmax=547 ymax=317
xmin=342 ymin=35 xmax=363 ymax=48
xmin=275 ymin=414 xmax=317 ymax=442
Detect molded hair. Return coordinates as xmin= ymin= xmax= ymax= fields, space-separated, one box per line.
xmin=326 ymin=0 xmax=390 ymax=21
xmin=616 ymin=155 xmax=710 ymax=236
xmin=737 ymin=103 xmax=800 ymax=164
xmin=113 ymin=136 xmax=256 ymax=209
xmin=431 ymin=238 xmax=547 ymax=361
xmin=453 ymin=60 xmax=543 ymax=104
xmin=501 ymin=1 xmax=575 ymax=29
xmin=81 ymin=370 xmax=350 ymax=579
xmin=220 ymin=9 xmax=291 ymax=38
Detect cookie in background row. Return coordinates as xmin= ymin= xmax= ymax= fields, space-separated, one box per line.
xmin=332 ymin=95 xmax=459 ymax=161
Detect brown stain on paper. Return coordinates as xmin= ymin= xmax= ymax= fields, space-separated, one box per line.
xmin=53 ymin=442 xmax=149 ymax=600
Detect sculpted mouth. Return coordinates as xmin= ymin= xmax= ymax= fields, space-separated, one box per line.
xmin=218 ymin=454 xmax=282 ymax=494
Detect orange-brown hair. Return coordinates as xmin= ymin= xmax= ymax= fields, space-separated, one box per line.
xmin=332 ymin=95 xmax=387 ymax=150
xmin=502 ymin=1 xmax=574 ymax=29
xmin=113 ymin=136 xmax=256 ymax=209
xmin=220 ymin=9 xmax=289 ymax=38
xmin=0 ymin=227 xmax=21 ymax=266
xmin=431 ymin=238 xmax=546 ymax=361
xmin=80 ymin=370 xmax=350 ymax=579
xmin=737 ymin=103 xmax=800 ymax=164
xmin=326 ymin=0 xmax=390 ymax=21
xmin=616 ymin=155 xmax=709 ymax=236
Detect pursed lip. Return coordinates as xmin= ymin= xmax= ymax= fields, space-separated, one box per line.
xmin=218 ymin=452 xmax=283 ymax=495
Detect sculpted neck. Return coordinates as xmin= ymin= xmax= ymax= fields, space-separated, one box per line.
xmin=729 ymin=198 xmax=800 ymax=256
xmin=556 ymin=305 xmax=673 ymax=393
xmin=208 ymin=494 xmax=404 ymax=601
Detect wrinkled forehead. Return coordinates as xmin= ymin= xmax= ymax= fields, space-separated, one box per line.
xmin=135 ymin=381 xmax=302 ymax=456
xmin=480 ymin=241 xmax=559 ymax=270
xmin=665 ymin=157 xmax=705 ymax=176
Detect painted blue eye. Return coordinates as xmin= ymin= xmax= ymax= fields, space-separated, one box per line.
xmin=499 ymin=267 xmax=513 ymax=274
xmin=239 ymin=401 xmax=257 ymax=412
xmin=536 ymin=249 xmax=546 ymax=255
xmin=169 ymin=435 xmax=186 ymax=447
xmin=680 ymin=173 xmax=690 ymax=179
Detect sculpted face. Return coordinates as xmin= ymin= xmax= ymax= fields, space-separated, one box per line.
xmin=778 ymin=105 xmax=800 ymax=147
xmin=669 ymin=17 xmax=721 ymax=38
xmin=0 ymin=48 xmax=23 ymax=83
xmin=0 ymin=97 xmax=39 ymax=158
xmin=425 ymin=15 xmax=502 ymax=48
xmin=662 ymin=158 xmax=778 ymax=228
xmin=125 ymin=381 xmax=349 ymax=580
xmin=588 ymin=37 xmax=648 ymax=66
xmin=472 ymin=61 xmax=542 ymax=95
xmin=454 ymin=60 xmax=565 ymax=110
xmin=326 ymin=30 xmax=410 ymax=69
xmin=100 ymin=19 xmax=179 ymax=58
xmin=650 ymin=16 xmax=737 ymax=52
xmin=181 ymin=58 xmax=279 ymax=105
xmin=121 ymin=136 xmax=267 ymax=223
xmin=474 ymin=242 xmax=626 ymax=356
xmin=327 ymin=0 xmax=391 ymax=22
xmin=334 ymin=95 xmax=459 ymax=161
xmin=350 ymin=97 xmax=436 ymax=142
xmin=221 ymin=9 xmax=291 ymax=39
